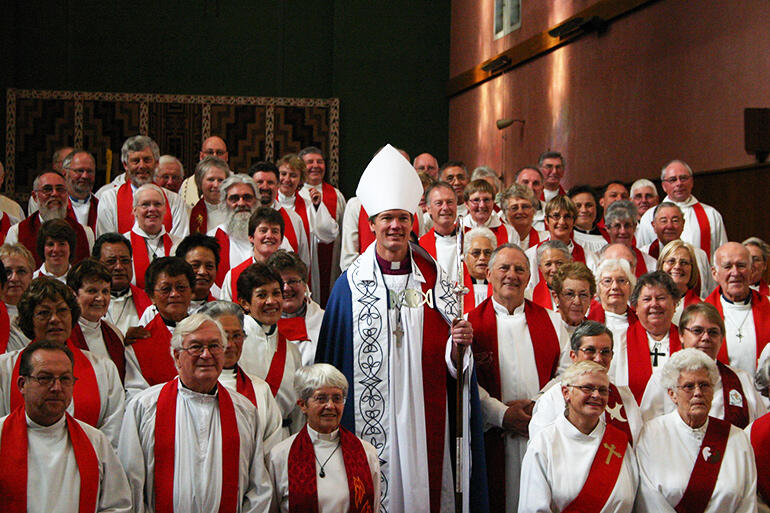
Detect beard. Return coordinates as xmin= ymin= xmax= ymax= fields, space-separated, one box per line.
xmin=226 ymin=209 xmax=253 ymax=240
xmin=38 ymin=202 xmax=67 ymax=221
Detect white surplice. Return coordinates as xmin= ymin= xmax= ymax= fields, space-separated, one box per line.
xmin=77 ymin=317 xmax=125 ymax=360
xmin=269 ymin=425 xmax=381 ymax=513
xmin=460 ymin=211 xmax=520 ymax=245
xmin=105 ymin=287 xmax=143 ymax=337
xmin=0 ymin=413 xmax=132 ymax=513
xmin=122 ymin=224 xmax=181 ymax=286
xmin=96 ymin=183 xmax=190 ymax=238
xmin=720 ymin=296 xmax=759 ymax=376
xmin=611 ymin=328 xmax=672 ymax=389
xmin=518 ymin=414 xmax=638 ymax=513
xmin=433 ymin=230 xmax=459 ymax=285
xmin=635 ymin=411 xmax=757 ymax=512
xmin=283 ymin=299 xmax=324 ymax=367
xmin=300 ymin=182 xmax=346 ymax=294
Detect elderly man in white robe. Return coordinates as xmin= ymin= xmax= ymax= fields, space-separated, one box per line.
xmin=118 ymin=313 xmax=273 ymax=513
xmin=636 ymin=348 xmax=757 ymax=512
xmin=0 ymin=340 xmax=131 ymax=513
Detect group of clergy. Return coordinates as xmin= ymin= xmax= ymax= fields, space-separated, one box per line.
xmin=0 ymin=136 xmax=768 ymax=512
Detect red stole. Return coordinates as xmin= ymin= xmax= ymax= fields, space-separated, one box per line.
xmin=0 ymin=408 xmax=99 ymax=513
xmin=66 ymin=196 xmax=99 ymax=233
xmin=11 ymin=340 xmax=101 ymax=427
xmin=0 ymin=302 xmax=10 ymax=353
xmin=287 ymin=425 xmax=375 ymax=513
xmin=130 ymin=314 xmax=177 ymax=386
xmin=716 ymin=361 xmax=749 ymax=428
xmin=70 ymin=321 xmax=127 ymax=384
xmin=189 ymin=197 xmax=208 ymax=234
xmin=357 ymin=205 xmax=420 ymax=253
xmin=116 ymin=182 xmax=172 ymax=234
xmin=321 ymin=182 xmax=338 ymax=219
xmin=462 ymin=264 xmax=491 ymax=314
xmin=539 ymin=185 xmax=566 ymax=200
xmin=758 ymin=280 xmax=770 ymax=297
xmin=419 ymin=228 xmax=438 ymax=258
xmin=562 ymin=423 xmax=628 ymax=513
xmin=130 ymin=230 xmax=173 ymax=289
xmin=674 ymin=417 xmax=731 ymax=513
xmin=648 ymin=239 xmax=661 ymax=259
xmin=705 ymin=288 xmax=770 ymax=366
xmin=586 ymin=302 xmax=638 ymax=326
xmin=526 ymin=226 xmax=540 ymax=248
xmin=290 ymin=194 xmax=311 ymax=242
xmin=234 ymin=366 xmax=257 ymax=406
xmin=632 ymin=247 xmax=648 ymax=277
xmin=596 ymin=218 xmax=611 ymax=243
xmin=17 ymin=213 xmax=90 ymax=267
xmin=264 ymin=333 xmax=288 ymax=397
xmin=691 ymin=202 xmax=712 ymax=260
xmin=131 ymin=284 xmax=153 ymax=318
xmin=154 ymin=378 xmax=239 ymax=513
xmin=683 ymin=288 xmax=701 ymax=308
xmin=279 ymin=207 xmax=300 ymax=253
xmin=213 ymin=228 xmax=231 ymax=287
xmin=626 ymin=322 xmax=681 ymax=403
xmin=278 ymin=316 xmax=309 ymax=342
xmin=606 ymin=384 xmax=634 ymax=444
xmin=531 ymin=279 xmax=553 ymax=310
xmin=0 ymin=211 xmax=11 ymax=245
xmin=316 ymin=184 xmax=339 ymax=305
xmin=463 ymin=223 xmax=508 ymax=246
xmin=750 ymin=412 xmax=770 ymax=505
xmin=229 ymin=257 xmax=254 ymax=303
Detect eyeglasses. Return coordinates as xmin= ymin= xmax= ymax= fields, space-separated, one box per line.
xmin=226 ymin=194 xmax=256 ymax=203
xmin=283 ymin=278 xmax=304 ymax=287
xmin=683 ymin=326 xmax=722 ymax=339
xmin=33 ymin=306 xmax=71 ymax=322
xmin=559 ymin=291 xmax=592 ymax=301
xmin=24 ymin=374 xmax=78 ymax=388
xmin=226 ymin=331 xmax=246 ymax=344
xmin=504 ymin=204 xmax=533 ymax=213
xmin=548 ymin=213 xmax=574 ymax=221
xmin=310 ymin=393 xmax=345 ymax=404
xmin=608 ymin=222 xmax=635 ymax=231
xmin=468 ymin=197 xmax=493 ymax=205
xmin=663 ymin=258 xmax=692 ymax=268
xmin=677 ymin=382 xmax=712 ymax=393
xmin=469 ymin=249 xmax=493 ymax=258
xmin=36 ymin=185 xmax=67 ymax=195
xmin=568 ymin=384 xmax=609 ymax=396
xmin=202 ymin=149 xmax=227 ymax=156
xmin=599 ymin=277 xmax=629 ymax=287
xmin=662 ymin=175 xmax=692 ymax=184
xmin=180 ymin=343 xmax=224 ymax=356
xmin=578 ymin=347 xmax=613 ymax=357
xmin=154 ymin=284 xmax=190 ymax=296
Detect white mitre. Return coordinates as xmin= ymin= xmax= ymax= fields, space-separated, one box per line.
xmin=356 ymin=144 xmax=424 ymax=216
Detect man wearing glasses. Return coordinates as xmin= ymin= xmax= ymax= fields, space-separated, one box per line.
xmin=118 ymin=313 xmax=274 ymax=513
xmin=0 ymin=340 xmax=132 ymax=512
xmin=62 ymin=150 xmax=99 ymax=232
xmin=636 ymin=159 xmax=727 ymax=260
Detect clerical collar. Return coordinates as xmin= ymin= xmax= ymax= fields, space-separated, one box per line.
xmin=573 ymin=226 xmax=602 ymax=236
xmin=282 ymin=302 xmax=307 ymax=319
xmin=376 ymin=252 xmax=411 ymax=275
xmin=472 ymin=278 xmax=488 ymax=285
xmin=180 ymin=380 xmax=218 ymax=396
xmin=161 ymin=316 xmax=177 ymax=328
xmin=69 ymin=195 xmax=89 ymax=205
xmin=434 ymin=226 xmax=458 ymax=238
xmin=721 ymin=292 xmax=752 ymax=305
xmin=256 ymin=321 xmax=277 ymax=336
xmin=111 ymin=287 xmax=130 ymax=298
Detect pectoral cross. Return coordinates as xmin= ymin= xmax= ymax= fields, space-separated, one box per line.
xmin=603 ymin=442 xmax=622 ymax=464
xmin=736 ymin=330 xmax=744 ymax=342
xmin=393 ymin=322 xmax=404 ymax=346
xmin=650 ymin=345 xmax=666 ymax=366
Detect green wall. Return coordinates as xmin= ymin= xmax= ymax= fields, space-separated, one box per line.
xmin=1 ymin=1 xmax=450 ymax=197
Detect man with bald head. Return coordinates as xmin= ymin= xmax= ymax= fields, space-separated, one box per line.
xmin=179 ymin=136 xmax=229 ymax=207
xmin=413 ymin=152 xmax=439 ymax=179
xmin=636 ymin=160 xmax=727 ymax=259
xmin=705 ymin=242 xmax=770 ymax=376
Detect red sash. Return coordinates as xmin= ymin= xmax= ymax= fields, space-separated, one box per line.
xmin=531 ymin=279 xmax=553 ymax=310
xmin=279 ymin=207 xmax=300 ymax=253
xmin=321 ymin=182 xmax=338 ymax=219
xmin=571 ymin=239 xmax=587 ymax=264
xmin=130 ymin=230 xmax=173 ymax=289
xmin=17 ymin=213 xmax=90 ymax=268
xmin=648 ymin=239 xmax=661 ymax=259
xmin=717 ymin=361 xmax=749 ymax=428
xmin=626 ymin=322 xmax=681 ymax=403
xmin=189 ymin=197 xmax=208 ymax=234
xmin=750 ymin=412 xmax=770 ymax=505
xmin=70 ymin=321 xmax=127 ymax=384
xmin=539 ymin=184 xmax=566 ymax=200
xmin=0 ymin=302 xmax=10 ymax=353
xmin=419 ymin=228 xmax=438 ymax=258
xmin=358 ymin=205 xmax=420 ymax=254
xmin=10 ymin=340 xmax=101 ymax=427
xmin=264 ymin=333 xmax=288 ymax=397
xmin=562 ymin=423 xmax=628 ymax=513
xmin=683 ymin=288 xmax=701 ymax=308
xmin=287 ymin=424 xmax=375 ymax=513
xmin=462 ymin=264 xmax=492 ymax=314
xmin=229 ymin=257 xmax=253 ymax=302
xmin=291 ymin=194 xmax=311 ymax=243
xmin=130 ymin=314 xmax=177 ymax=386
xmin=758 ymin=280 xmax=770 ymax=297
xmin=213 ymin=228 xmax=231 ymax=287
xmin=462 ymin=223 xmax=508 ymax=246
xmin=633 ymin=247 xmax=648 ymax=277
xmin=0 ymin=408 xmax=99 ymax=513
xmin=674 ymin=417 xmax=731 ymax=513
xmin=317 ymin=184 xmax=340 ymax=305
xmin=596 ymin=218 xmax=611 ymax=243
xmin=86 ymin=195 xmax=99 ymax=232
xmin=526 ymin=227 xmax=540 ymax=248
xmin=116 ymin=182 xmax=172 ymax=234
xmin=586 ymin=302 xmax=638 ymax=326
xmin=234 ymin=366 xmax=257 ymax=406
xmin=278 ymin=316 xmax=310 ymax=341
xmin=691 ymin=202 xmax=712 ymax=260
xmin=154 ymin=378 xmax=239 ymax=513
xmin=705 ymin=288 xmax=770 ymax=365
xmin=606 ymin=384 xmax=634 ymax=444
xmin=0 ymin=212 xmax=11 ymax=245
xmin=131 ymin=284 xmax=153 ymax=317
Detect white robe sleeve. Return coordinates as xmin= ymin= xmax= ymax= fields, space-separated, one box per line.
xmin=340 ymin=197 xmax=362 ymax=271
xmin=516 ymin=433 xmax=554 ymax=513
xmin=85 ymin=422 xmax=134 ymax=513
xmin=117 ymin=394 xmax=151 ymax=513
xmin=310 ymin=201 xmax=339 ymax=244
xmin=92 ymin=354 xmax=126 ymax=450
xmin=96 ymin=190 xmax=119 ymax=237
xmin=251 ymin=376 xmax=286 ymax=456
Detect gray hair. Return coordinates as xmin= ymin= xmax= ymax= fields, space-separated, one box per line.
xmin=755 ymin=357 xmax=770 ymax=395
xmin=630 ymin=178 xmax=658 ymax=198
xmin=488 ymin=242 xmax=529 ymax=269
xmin=630 ymin=271 xmax=681 ymax=306
xmin=32 ymin=171 xmax=64 ymax=191
xmin=604 ymin=200 xmax=638 ymax=228
xmin=463 ymin=227 xmax=498 ymax=257
xmin=198 ymin=300 xmax=244 ymax=327
xmin=220 ymin=174 xmax=258 ymax=206
xmin=659 ymin=347 xmax=718 ymax=391
xmin=500 ymin=183 xmax=538 ymax=209
xmin=294 ymin=363 xmax=349 ymax=402
xmin=538 ymin=151 xmax=565 ymax=168
xmin=61 ymin=150 xmax=94 ymax=170
xmin=652 ymin=201 xmax=683 ymax=218
xmin=298 ymin=146 xmax=325 ymax=160
xmin=598 ymin=243 xmax=637 ymax=269
xmin=169 ymin=313 xmax=228 ymax=352
xmin=660 ymin=159 xmax=693 ymax=181
xmin=570 ymin=321 xmax=614 ymax=352
xmin=471 ymin=166 xmax=502 ymax=192
xmin=156 ymin=155 xmax=184 ymax=178
xmin=560 ymin=360 xmax=607 ymax=387
xmin=195 ymin=156 xmax=231 ymax=192
xmin=133 ymin=183 xmax=166 ymax=208
xmin=743 ymin=237 xmax=770 ymax=262
xmin=536 ymin=239 xmax=570 ymax=265
xmin=595 ymin=258 xmax=636 ymax=290
xmin=121 ymin=135 xmax=160 ymax=166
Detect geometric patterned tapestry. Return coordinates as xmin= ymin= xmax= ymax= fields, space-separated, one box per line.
xmin=5 ymin=88 xmax=339 ymax=202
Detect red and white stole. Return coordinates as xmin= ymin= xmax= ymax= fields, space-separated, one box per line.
xmin=279 ymin=207 xmax=300 ymax=253
xmin=674 ymin=417 xmax=731 ymax=513
xmin=626 ymin=322 xmax=681 ymax=403
xmin=189 ymin=197 xmax=208 ymax=234
xmin=264 ymin=332 xmax=288 ymax=397
xmin=0 ymin=302 xmax=11 ymax=353
xmin=648 ymin=239 xmax=661 ymax=259
xmin=233 ymin=366 xmax=257 ymax=406
xmin=116 ymin=182 xmax=172 ymax=234
xmin=287 ymin=425 xmax=375 ymax=513
xmin=357 ymin=205 xmax=420 ymax=254
xmin=750 ymin=412 xmax=770 ymax=505
xmin=463 ymin=223 xmax=508 ymax=246
xmin=131 ymin=314 xmax=177 ymax=387
xmin=561 ymin=423 xmax=628 ymax=513
xmin=130 ymin=230 xmax=173 ymax=289
xmin=606 ymin=384 xmax=634 ymax=444
xmin=278 ymin=316 xmax=310 ymax=342
xmin=10 ymin=340 xmax=101 ymax=427
xmin=683 ymin=288 xmax=701 ymax=308
xmin=131 ymin=284 xmax=153 ymax=318
xmin=632 ymin=247 xmax=648 ymax=277
xmin=586 ymin=302 xmax=638 ymax=326
xmin=0 ymin=211 xmax=10 ymax=245
xmin=229 ymin=257 xmax=254 ymax=303
xmin=290 ymin=193 xmax=311 ymax=243
xmin=0 ymin=408 xmax=99 ymax=513
xmin=154 ymin=378 xmax=239 ymax=513
xmin=531 ymin=278 xmax=553 ymax=310
xmin=462 ymin=264 xmax=492 ymax=314
xmin=716 ymin=361 xmax=749 ymax=428
xmin=705 ymin=288 xmax=770 ymax=366
xmin=17 ymin=213 xmax=90 ymax=268
xmin=691 ymin=202 xmax=712 ymax=260
xmin=525 ymin=226 xmax=540 ymax=248
xmin=70 ymin=321 xmax=127 ymax=384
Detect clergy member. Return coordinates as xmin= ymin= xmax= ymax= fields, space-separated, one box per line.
xmin=461 ymin=179 xmax=516 ymax=245
xmin=175 ymin=233 xmax=221 ymax=311
xmin=603 ymin=200 xmax=657 ymax=276
xmin=744 ymin=236 xmax=770 ymax=298
xmin=500 ymin=183 xmax=544 ymax=249
xmin=538 ymin=151 xmax=567 ymax=201
xmin=32 ymin=219 xmax=76 ymax=283
xmin=461 ymin=227 xmax=496 ymax=314
xmin=0 ymin=243 xmax=35 ymax=334
xmin=118 ymin=313 xmax=274 ymax=512
xmin=419 ymin=181 xmax=459 ymax=282
xmin=629 ymin=178 xmax=659 ymax=219
xmin=317 ymin=144 xmax=489 ymax=513
xmin=188 ymin=156 xmax=230 ymax=234
xmin=514 ymin=166 xmax=546 ymax=231
xmin=529 ymin=239 xmax=571 ymax=311
xmin=0 ymin=340 xmax=132 ymax=513
xmin=179 ymin=135 xmax=230 ymax=208
xmin=549 ymin=262 xmax=596 ymax=335
xmin=62 ymin=149 xmax=99 ymax=232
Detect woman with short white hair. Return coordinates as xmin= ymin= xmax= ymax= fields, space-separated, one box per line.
xmin=268 ymin=363 xmax=380 ymax=513
xmin=636 ymin=348 xmax=758 ymax=512
xmin=519 ymin=360 xmax=638 ymax=512
xmin=461 ymin=227 xmax=497 ymax=313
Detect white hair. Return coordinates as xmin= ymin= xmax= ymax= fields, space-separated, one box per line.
xmin=595 ymin=258 xmax=636 ymax=290
xmin=471 ymin=166 xmax=502 ymax=192
xmin=169 ymin=313 xmax=229 ymax=353
xmin=121 ymin=135 xmax=159 ymax=166
xmin=198 ymin=300 xmax=244 ymax=326
xmin=536 ymin=239 xmax=570 ymax=264
xmin=463 ymin=227 xmax=498 ymax=257
xmin=660 ymin=159 xmax=693 ymax=181
xmin=133 ymin=183 xmax=166 ymax=208
xmin=659 ymin=348 xmax=718 ymax=391
xmin=220 ymin=174 xmax=258 ymax=206
xmin=630 ymin=178 xmax=658 ymax=197
xmin=156 ymin=155 xmax=184 ymax=178
xmin=560 ymin=360 xmax=607 ymax=386
xmin=294 ymin=363 xmax=349 ymax=402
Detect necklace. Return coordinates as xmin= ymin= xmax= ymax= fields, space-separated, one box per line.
xmin=725 ymin=308 xmax=752 ymax=342
xmin=315 ymin=441 xmax=341 ymax=478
